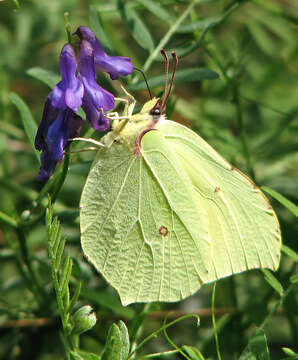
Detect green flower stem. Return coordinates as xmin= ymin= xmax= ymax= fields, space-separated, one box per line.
xmin=129 ymin=314 xmax=198 ymax=358
xmin=163 ymin=315 xmax=191 ymax=360
xmin=240 ymin=283 xmax=297 ymax=357
xmin=19 ymin=150 xmax=71 ymax=229
xmin=212 ymin=283 xmax=222 ymax=360
xmin=51 ymin=149 xmax=71 ymax=204
xmin=131 ymin=0 xmax=199 ymax=84
xmin=64 ymin=12 xmax=72 ymax=44
xmin=0 ymin=210 xmax=18 ymax=228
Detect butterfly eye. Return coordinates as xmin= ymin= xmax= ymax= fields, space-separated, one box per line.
xmin=150 ymin=108 xmax=161 ymax=116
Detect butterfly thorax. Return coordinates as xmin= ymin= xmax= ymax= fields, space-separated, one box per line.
xmin=102 ymin=98 xmax=165 ymax=150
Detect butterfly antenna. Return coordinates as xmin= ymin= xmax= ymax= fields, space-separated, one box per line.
xmin=160 ymin=49 xmax=170 ymax=111
xmin=134 ymin=67 xmax=152 ymax=99
xmin=160 ymin=51 xmax=178 ymax=113
xmin=161 ymin=51 xmax=178 ymax=113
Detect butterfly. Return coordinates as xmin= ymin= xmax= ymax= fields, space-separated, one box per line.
xmin=79 ymin=51 xmax=281 ymax=305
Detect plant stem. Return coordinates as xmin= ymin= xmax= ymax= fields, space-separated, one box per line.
xmin=129 ymin=314 xmax=198 ymax=358
xmin=240 ymin=283 xmax=297 ymax=357
xmin=0 ymin=210 xmax=18 ymax=228
xmin=131 ymin=0 xmax=199 ymax=84
xmin=212 ymin=283 xmax=223 ymax=360
xmin=51 ymin=150 xmax=71 ymax=203
xmin=64 ymin=12 xmax=72 ymax=44
xmin=16 ymin=227 xmax=45 ymax=302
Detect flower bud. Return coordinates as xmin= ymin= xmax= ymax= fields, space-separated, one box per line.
xmin=71 ymin=305 xmax=96 ymax=335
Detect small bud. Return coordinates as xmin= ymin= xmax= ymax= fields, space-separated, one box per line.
xmin=71 ymin=305 xmax=96 ymax=335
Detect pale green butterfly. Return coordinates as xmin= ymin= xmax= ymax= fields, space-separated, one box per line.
xmin=80 ymin=51 xmax=281 ymax=306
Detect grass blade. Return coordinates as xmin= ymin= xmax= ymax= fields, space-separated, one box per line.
xmin=9 ymin=92 xmax=40 ymax=163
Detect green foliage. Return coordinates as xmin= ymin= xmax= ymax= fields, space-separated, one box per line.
xmin=0 ymin=0 xmax=297 ymax=359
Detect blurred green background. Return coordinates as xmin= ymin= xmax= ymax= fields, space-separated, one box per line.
xmin=0 ymin=0 xmax=297 ymax=359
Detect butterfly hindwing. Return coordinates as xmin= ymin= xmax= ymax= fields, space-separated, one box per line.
xmin=157 ymin=120 xmax=281 ymax=282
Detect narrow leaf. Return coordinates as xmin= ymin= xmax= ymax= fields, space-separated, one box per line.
xmin=130 ymin=67 xmax=219 ymax=90
xmin=290 ymin=274 xmax=298 ymax=284
xmin=101 ymin=324 xmax=122 ymax=360
xmin=136 ymin=0 xmax=172 ymax=23
xmin=282 ymin=347 xmax=298 ymax=356
xmin=248 ymin=329 xmax=270 ymax=360
xmin=64 ymin=285 xmax=70 ymax=312
xmin=261 ymin=186 xmax=298 ymax=217
xmin=49 ymin=216 xmax=59 ymax=247
xmin=55 ymin=237 xmax=66 ymax=270
xmin=59 ymin=254 xmax=71 ymax=291
xmin=117 ymin=1 xmax=154 ymax=51
xmin=27 ymin=67 xmax=60 ymax=89
xmin=282 ymin=245 xmax=298 ymax=263
xmin=262 ymin=269 xmax=283 ymax=296
xmin=68 ymin=281 xmax=82 ymax=314
xmin=177 ymin=17 xmax=219 ymax=33
xmin=60 ymin=255 xmax=73 ymax=297
xmin=53 ymin=226 xmax=63 ymax=258
xmin=182 ymin=346 xmax=205 ymax=360
xmin=71 ymin=352 xmax=100 ymax=360
xmin=0 ymin=210 xmax=18 ymax=228
xmin=118 ymin=321 xmax=130 ymax=360
xmin=9 ymin=92 xmax=40 ymax=163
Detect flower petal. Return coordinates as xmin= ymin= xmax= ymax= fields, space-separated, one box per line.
xmin=78 ymin=39 xmax=114 ymax=130
xmin=35 ymin=96 xmax=59 ymax=151
xmin=96 ymin=55 xmax=133 ymax=80
xmin=75 ymin=26 xmax=133 ymax=80
xmin=35 ymin=98 xmax=82 ymax=181
xmin=51 ymin=44 xmax=84 ymax=112
xmin=81 ymin=95 xmax=110 ymax=131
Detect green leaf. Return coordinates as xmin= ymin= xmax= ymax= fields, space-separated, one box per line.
xmin=27 ymin=67 xmax=60 ymax=89
xmin=282 ymin=245 xmax=298 ymax=263
xmin=177 ymin=17 xmax=219 ymax=33
xmin=130 ymin=68 xmax=219 ymax=90
xmin=136 ymin=0 xmax=172 ymax=23
xmin=89 ymin=6 xmax=113 ymax=51
xmin=182 ymin=346 xmax=205 ymax=360
xmin=70 ymin=351 xmax=100 ymax=360
xmin=101 ymin=324 xmax=122 ymax=360
xmin=248 ymin=329 xmax=270 ymax=360
xmin=290 ymin=273 xmax=298 ymax=284
xmin=9 ymin=92 xmax=40 ymax=163
xmin=262 ymin=269 xmax=283 ymax=296
xmin=0 ymin=210 xmax=18 ymax=228
xmin=261 ymin=186 xmax=298 ymax=217
xmin=118 ymin=321 xmax=130 ymax=360
xmin=117 ymin=1 xmax=154 ymax=51
xmin=282 ymin=347 xmax=298 ymax=357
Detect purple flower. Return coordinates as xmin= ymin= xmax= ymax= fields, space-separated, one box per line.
xmin=79 ymin=40 xmax=114 ymax=131
xmin=51 ymin=44 xmax=84 ymax=112
xmin=34 ymin=26 xmax=134 ymax=180
xmin=75 ymin=26 xmax=133 ymax=80
xmin=35 ymin=97 xmax=82 ymax=181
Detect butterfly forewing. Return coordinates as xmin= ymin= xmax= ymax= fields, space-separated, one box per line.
xmin=80 ymin=133 xmax=211 ymax=305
